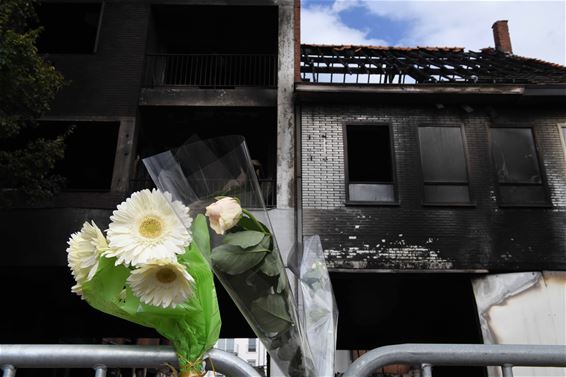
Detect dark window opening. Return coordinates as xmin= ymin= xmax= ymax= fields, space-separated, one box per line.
xmin=37 ymin=121 xmax=119 ymax=191
xmin=248 ymin=338 xmax=257 ymax=352
xmin=345 ymin=124 xmax=395 ymax=203
xmin=144 ymin=5 xmax=278 ymax=88
xmin=418 ymin=126 xmax=470 ymax=204
xmin=491 ymin=128 xmax=547 ymax=205
xmin=136 ymin=107 xmax=276 ymax=207
xmin=37 ymin=3 xmax=102 ymax=54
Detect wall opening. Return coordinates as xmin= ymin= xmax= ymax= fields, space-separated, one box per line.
xmin=135 ymin=107 xmax=277 ymax=207
xmin=345 ymin=124 xmax=395 ymax=203
xmin=37 ymin=121 xmax=119 ymax=191
xmin=37 ymin=3 xmax=102 ymax=54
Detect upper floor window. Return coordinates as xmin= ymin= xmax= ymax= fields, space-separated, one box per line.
xmin=37 ymin=3 xmax=102 ymax=54
xmin=344 ymin=124 xmax=396 ymax=204
xmin=490 ymin=127 xmax=548 ymax=205
xmin=418 ymin=126 xmax=471 ymax=204
xmin=248 ymin=338 xmax=256 ymax=352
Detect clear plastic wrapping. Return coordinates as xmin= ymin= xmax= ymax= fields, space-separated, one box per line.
xmin=288 ymin=235 xmax=338 ymax=377
xmin=143 ymin=136 xmax=316 ymax=377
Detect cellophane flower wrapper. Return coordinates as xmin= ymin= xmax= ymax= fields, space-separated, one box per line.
xmin=77 ymin=214 xmax=221 ymax=377
xmin=288 ymin=235 xmax=338 ymax=377
xmin=143 ymin=136 xmax=316 ymax=377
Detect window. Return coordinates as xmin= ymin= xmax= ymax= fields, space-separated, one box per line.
xmin=418 ymin=126 xmax=471 ymax=204
xmin=225 ymin=338 xmax=234 ymax=353
xmin=345 ymin=124 xmax=396 ymax=203
xmin=38 ymin=121 xmax=119 ymax=191
xmin=248 ymin=338 xmax=256 ymax=352
xmin=37 ymin=3 xmax=102 ymax=53
xmin=490 ymin=127 xmax=547 ymax=205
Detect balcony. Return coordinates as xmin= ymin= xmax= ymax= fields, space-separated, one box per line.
xmin=140 ymin=54 xmax=278 ymax=107
xmin=143 ymin=54 xmax=277 ymax=88
xmin=130 ymin=176 xmax=276 ymax=209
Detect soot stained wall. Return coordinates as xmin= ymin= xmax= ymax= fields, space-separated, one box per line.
xmin=301 ymin=104 xmax=566 ymax=271
xmin=44 ymin=0 xmax=149 ymax=116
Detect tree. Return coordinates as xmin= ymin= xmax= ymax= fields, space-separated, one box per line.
xmin=0 ymin=0 xmax=66 ymax=204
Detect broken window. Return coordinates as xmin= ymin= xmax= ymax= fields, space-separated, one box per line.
xmin=490 ymin=127 xmax=547 ymax=205
xmin=37 ymin=3 xmax=102 ymax=53
xmin=39 ymin=121 xmax=119 ymax=191
xmin=418 ymin=126 xmax=471 ymax=204
xmin=345 ymin=124 xmax=396 ymax=203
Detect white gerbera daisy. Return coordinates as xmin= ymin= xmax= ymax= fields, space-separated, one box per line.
xmin=67 ymin=221 xmax=108 ymax=296
xmin=105 ymin=189 xmax=192 ymax=267
xmin=127 ymin=259 xmax=195 ymax=308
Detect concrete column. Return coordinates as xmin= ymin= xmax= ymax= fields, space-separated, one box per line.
xmin=276 ymin=0 xmax=296 ymax=209
xmin=111 ymin=117 xmax=137 ymax=192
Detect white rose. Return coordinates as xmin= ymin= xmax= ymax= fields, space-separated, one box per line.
xmin=205 ymin=197 xmax=243 ymax=235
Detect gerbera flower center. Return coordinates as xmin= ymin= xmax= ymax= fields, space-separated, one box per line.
xmin=156 ymin=267 xmax=177 ymax=284
xmin=139 ymin=216 xmax=163 ymax=239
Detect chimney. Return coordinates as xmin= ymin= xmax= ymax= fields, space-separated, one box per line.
xmin=492 ymin=20 xmax=513 ymax=54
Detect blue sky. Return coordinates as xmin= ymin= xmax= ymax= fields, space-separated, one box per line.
xmin=301 ymin=0 xmax=566 ymax=65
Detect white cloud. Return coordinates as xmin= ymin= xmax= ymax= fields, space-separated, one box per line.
xmin=301 ymin=0 xmax=566 ymax=65
xmin=301 ymin=5 xmax=388 ymax=45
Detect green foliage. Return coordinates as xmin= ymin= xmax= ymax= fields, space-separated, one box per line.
xmin=0 ymin=0 xmax=66 ymax=204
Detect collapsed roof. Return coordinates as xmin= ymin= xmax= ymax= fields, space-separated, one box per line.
xmin=300 ymin=44 xmax=566 ymax=85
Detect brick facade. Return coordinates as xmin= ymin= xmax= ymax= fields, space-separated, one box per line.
xmin=301 ymin=104 xmax=566 ymax=271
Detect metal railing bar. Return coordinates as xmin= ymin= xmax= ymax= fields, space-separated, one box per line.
xmin=0 ymin=345 xmax=261 ymax=377
xmin=1 ymin=365 xmax=16 ymax=377
xmin=421 ymin=363 xmax=432 ymax=377
xmin=94 ymin=366 xmax=106 ymax=377
xmin=502 ymin=364 xmax=514 ymax=377
xmin=342 ymin=344 xmax=566 ymax=377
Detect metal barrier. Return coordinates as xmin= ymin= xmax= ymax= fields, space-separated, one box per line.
xmin=0 ymin=345 xmax=262 ymax=377
xmin=342 ymin=344 xmax=566 ymax=377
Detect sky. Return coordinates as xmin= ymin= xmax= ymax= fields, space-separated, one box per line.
xmin=301 ymin=0 xmax=566 ymax=65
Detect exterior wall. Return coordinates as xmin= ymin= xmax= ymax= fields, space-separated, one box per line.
xmin=300 ymin=103 xmax=566 ymax=271
xmin=47 ymin=0 xmax=150 ymax=117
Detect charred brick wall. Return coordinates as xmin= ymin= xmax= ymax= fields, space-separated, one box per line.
xmin=46 ymin=0 xmax=150 ymax=117
xmin=301 ymin=104 xmax=566 ymax=271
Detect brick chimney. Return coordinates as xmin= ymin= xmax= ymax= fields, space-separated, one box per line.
xmin=492 ymin=20 xmax=513 ymax=54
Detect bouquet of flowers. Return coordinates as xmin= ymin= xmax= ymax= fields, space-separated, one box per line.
xmin=66 ymin=189 xmax=221 ymax=377
xmin=143 ymin=136 xmax=317 ymax=377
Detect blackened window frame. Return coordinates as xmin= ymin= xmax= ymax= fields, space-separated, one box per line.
xmin=489 ymin=124 xmax=551 ymax=208
xmin=416 ymin=124 xmax=475 ymax=207
xmin=37 ymin=1 xmax=105 ymax=54
xmin=342 ymin=122 xmax=399 ymax=206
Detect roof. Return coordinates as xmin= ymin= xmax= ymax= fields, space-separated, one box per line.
xmin=300 ymin=44 xmax=566 ymax=85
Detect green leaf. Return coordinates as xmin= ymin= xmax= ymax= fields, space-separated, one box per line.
xmin=251 ymin=294 xmax=293 ymax=333
xmin=239 ymin=209 xmax=269 ymax=233
xmin=211 ymin=244 xmax=265 ymax=275
xmin=192 ymin=214 xmax=211 ymax=259
xmin=259 ymin=248 xmax=282 ymax=277
xmin=277 ymin=271 xmax=287 ymax=293
xmin=224 ymin=230 xmax=265 ymax=249
xmin=245 ymin=234 xmax=272 ymax=253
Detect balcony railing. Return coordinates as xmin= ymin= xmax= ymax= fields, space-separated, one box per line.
xmin=129 ymin=177 xmax=276 ymax=209
xmin=143 ymin=53 xmax=278 ymax=88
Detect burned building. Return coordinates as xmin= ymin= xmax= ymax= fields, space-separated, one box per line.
xmin=2 ymin=1 xmax=566 ymax=375
xmin=297 ymin=21 xmax=566 ymax=376
xmin=1 ymin=0 xmax=300 ymax=350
